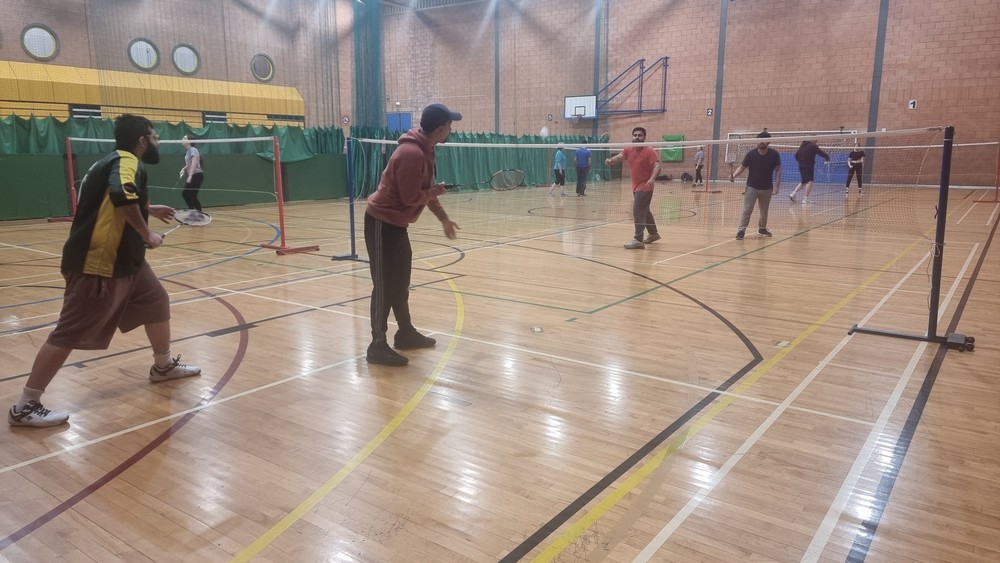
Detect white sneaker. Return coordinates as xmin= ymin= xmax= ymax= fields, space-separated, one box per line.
xmin=624 ymin=239 xmax=645 ymax=249
xmin=9 ymin=400 xmax=70 ymax=427
xmin=149 ymin=355 xmax=202 ymax=382
xmin=788 ymin=193 xmax=796 ymax=202
xmin=802 ymin=197 xmax=813 ymax=204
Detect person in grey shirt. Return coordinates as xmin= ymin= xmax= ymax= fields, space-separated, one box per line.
xmin=693 ymin=146 xmax=705 ymax=186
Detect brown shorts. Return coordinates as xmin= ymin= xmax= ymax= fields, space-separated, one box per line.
xmin=47 ymin=262 xmax=171 ymax=350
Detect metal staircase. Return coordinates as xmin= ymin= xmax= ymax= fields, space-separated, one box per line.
xmin=597 ymin=56 xmax=669 ymax=116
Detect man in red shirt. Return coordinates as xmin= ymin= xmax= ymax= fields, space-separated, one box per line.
xmin=363 ymin=103 xmax=461 ymax=366
xmin=606 ymin=127 xmax=662 ymax=249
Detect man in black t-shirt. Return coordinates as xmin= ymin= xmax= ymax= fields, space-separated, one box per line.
xmin=730 ymin=130 xmax=782 ymax=240
xmin=847 ymin=140 xmax=865 ymax=195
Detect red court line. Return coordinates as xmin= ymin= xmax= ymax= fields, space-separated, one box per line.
xmin=0 ymin=281 xmax=249 ymax=549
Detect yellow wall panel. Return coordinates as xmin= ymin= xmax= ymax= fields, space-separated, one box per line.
xmin=1 ymin=61 xmax=304 ymax=123
xmin=0 ymin=62 xmax=16 ymax=99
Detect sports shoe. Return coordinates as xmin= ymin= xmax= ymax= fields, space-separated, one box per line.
xmin=624 ymin=239 xmax=645 ymax=249
xmin=788 ymin=193 xmax=796 ymax=202
xmin=858 ymin=189 xmax=864 ymax=195
xmin=758 ymin=229 xmax=773 ymax=237
xmin=394 ymin=329 xmax=436 ymax=350
xmin=9 ymin=400 xmax=69 ymax=428
xmin=149 ymin=355 xmax=202 ymax=382
xmin=642 ymin=233 xmax=662 ymax=244
xmin=367 ymin=342 xmax=408 ymax=366
xmin=735 ymin=230 xmax=745 ymax=240
xmin=802 ymin=197 xmax=813 ymax=204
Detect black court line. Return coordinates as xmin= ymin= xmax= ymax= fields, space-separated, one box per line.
xmin=846 ymin=208 xmax=997 ymax=562
xmin=499 ymin=250 xmax=764 ymax=562
xmin=497 ymin=197 xmax=944 ymax=560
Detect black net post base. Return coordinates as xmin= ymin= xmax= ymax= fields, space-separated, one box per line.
xmin=332 ymin=253 xmax=367 ymax=262
xmin=848 ymin=325 xmax=976 ymax=352
xmin=690 ymin=182 xmax=722 ymax=194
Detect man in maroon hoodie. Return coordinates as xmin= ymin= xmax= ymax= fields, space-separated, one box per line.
xmin=364 ymin=103 xmax=462 ymax=366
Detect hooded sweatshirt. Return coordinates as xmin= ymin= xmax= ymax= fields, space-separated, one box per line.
xmin=366 ymin=129 xmax=445 ymax=228
xmin=794 ymin=141 xmax=831 ymax=168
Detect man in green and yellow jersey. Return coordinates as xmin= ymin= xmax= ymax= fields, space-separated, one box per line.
xmin=9 ymin=114 xmax=201 ymax=428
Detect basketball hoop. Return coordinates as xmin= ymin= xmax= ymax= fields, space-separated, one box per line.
xmin=571 ymin=114 xmax=583 ymax=124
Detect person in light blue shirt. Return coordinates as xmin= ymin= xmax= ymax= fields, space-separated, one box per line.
xmin=574 ymin=146 xmax=592 ymax=196
xmin=548 ymin=143 xmax=567 ymax=197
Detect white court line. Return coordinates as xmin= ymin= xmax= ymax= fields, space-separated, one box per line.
xmin=653 ymin=238 xmax=733 ymax=265
xmin=1 ymin=295 xmax=876 ymax=475
xmin=0 ymin=218 xmax=596 ymax=333
xmin=0 ymin=242 xmax=62 ymax=258
xmin=955 ymin=200 xmax=978 ymax=225
xmin=987 ymin=200 xmax=999 ymax=226
xmin=5 ymin=258 xmax=894 ymax=475
xmin=0 ymin=356 xmax=362 ymax=475
xmin=5 ymin=212 xmax=912 ymax=475
xmin=800 ymin=243 xmax=978 ymax=562
xmin=213 ymin=278 xmax=891 ymax=428
xmin=633 ymin=243 xmax=975 ymax=562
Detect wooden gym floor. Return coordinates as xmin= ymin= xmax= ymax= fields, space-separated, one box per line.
xmin=1 ymin=181 xmax=998 ymax=562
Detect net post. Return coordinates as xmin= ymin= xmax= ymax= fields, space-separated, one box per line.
xmin=707 ymin=144 xmax=721 ymax=193
xmin=926 ymin=126 xmax=955 ymax=338
xmin=260 ymin=135 xmax=320 ymax=255
xmin=691 ymin=144 xmax=722 ymax=194
xmin=333 ymin=136 xmax=363 ymax=261
xmin=49 ymin=136 xmax=77 ymax=222
xmin=848 ymin=126 xmax=973 ymax=351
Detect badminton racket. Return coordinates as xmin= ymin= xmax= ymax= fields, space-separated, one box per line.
xmin=444 ymin=169 xmax=526 ymax=191
xmin=171 ymin=208 xmax=213 ymax=230
xmin=147 ymin=209 xmax=212 ymax=246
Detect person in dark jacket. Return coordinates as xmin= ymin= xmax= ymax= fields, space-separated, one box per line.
xmin=363 ymin=103 xmax=461 ymax=366
xmin=788 ymin=140 xmax=831 ymax=204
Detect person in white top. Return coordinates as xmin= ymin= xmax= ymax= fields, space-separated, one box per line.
xmin=180 ymin=135 xmax=205 ymax=215
xmin=693 ymin=146 xmax=705 ymax=186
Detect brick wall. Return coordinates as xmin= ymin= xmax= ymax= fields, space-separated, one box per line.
xmin=2 ymin=0 xmax=997 ymax=182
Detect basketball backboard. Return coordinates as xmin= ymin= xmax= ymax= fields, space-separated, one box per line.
xmin=563 ymin=95 xmax=597 ymax=119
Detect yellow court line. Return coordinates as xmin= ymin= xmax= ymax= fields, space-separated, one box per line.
xmin=232 ymin=265 xmax=464 ymax=562
xmin=532 ymin=237 xmax=926 ymax=561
